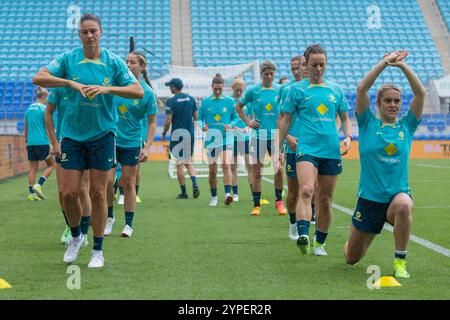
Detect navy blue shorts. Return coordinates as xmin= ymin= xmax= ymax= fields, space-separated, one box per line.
xmin=169 ymin=135 xmax=194 ymax=161
xmin=352 ymin=197 xmax=390 ymax=234
xmin=285 ymin=153 xmax=297 ymax=178
xmin=233 ymin=139 xmax=250 ymax=157
xmin=60 ymin=132 xmax=116 ymax=171
xmin=117 ymin=146 xmax=141 ymax=166
xmin=249 ymin=138 xmax=275 ymax=163
xmin=296 ymin=154 xmax=342 ymax=175
xmin=27 ymin=145 xmax=50 ymax=161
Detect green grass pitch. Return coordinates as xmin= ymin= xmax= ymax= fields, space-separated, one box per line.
xmin=0 ymin=159 xmax=449 ymax=299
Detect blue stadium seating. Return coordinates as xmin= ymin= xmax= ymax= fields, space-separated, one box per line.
xmin=190 ymin=0 xmax=445 ymax=92
xmin=0 ymin=0 xmax=171 ymax=119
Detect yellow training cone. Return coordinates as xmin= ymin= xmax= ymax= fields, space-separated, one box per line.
xmin=261 ymin=199 xmax=270 ymax=205
xmin=375 ymin=276 xmax=401 ymax=288
xmin=0 ymin=278 xmax=12 ymax=289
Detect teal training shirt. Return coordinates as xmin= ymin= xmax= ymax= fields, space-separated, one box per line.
xmin=47 ymin=87 xmax=68 ymax=140
xmin=46 ymin=47 xmax=138 ymax=142
xmin=357 ymin=109 xmax=420 ymax=203
xmin=199 ymin=94 xmax=237 ymax=148
xmin=239 ymin=83 xmax=280 ymax=140
xmin=283 ymin=78 xmax=349 ymax=159
xmin=115 ymin=80 xmax=158 ymax=148
xmin=230 ymin=96 xmax=251 ymax=142
xmin=25 ymin=103 xmax=49 ymax=146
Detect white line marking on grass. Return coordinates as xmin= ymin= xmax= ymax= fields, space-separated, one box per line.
xmin=262 ymin=176 xmax=450 ymax=258
xmin=417 ymin=164 xmax=450 ymax=169
xmin=415 ymin=205 xmax=450 ymax=209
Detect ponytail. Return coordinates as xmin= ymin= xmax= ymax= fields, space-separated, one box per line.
xmin=212 ymin=73 xmax=224 ymax=85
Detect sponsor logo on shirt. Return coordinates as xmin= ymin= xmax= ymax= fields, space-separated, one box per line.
xmin=384 ymin=143 xmax=398 ymax=156
xmin=214 ymin=114 xmax=222 ymax=122
xmin=177 ymin=97 xmax=191 ymax=103
xmin=316 ymin=104 xmax=328 ymax=115
xmin=118 ymin=105 xmax=128 ymax=114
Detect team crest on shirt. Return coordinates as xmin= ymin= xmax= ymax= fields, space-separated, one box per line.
xmin=103 ymin=77 xmax=111 ymax=86
xmin=329 ymin=94 xmax=336 ymax=103
xmin=222 ymin=107 xmax=227 ymax=113
xmin=398 ymin=131 xmax=405 ymax=140
xmin=133 ymin=99 xmax=139 ymax=106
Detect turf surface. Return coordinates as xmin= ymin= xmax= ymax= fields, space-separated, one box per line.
xmin=0 ymin=160 xmax=449 ymax=299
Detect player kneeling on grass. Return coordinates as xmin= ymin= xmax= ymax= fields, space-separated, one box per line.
xmin=25 ymin=87 xmax=55 ymax=201
xmin=105 ymin=51 xmax=157 ymax=238
xmin=199 ymin=74 xmax=237 ymax=206
xmin=344 ymin=50 xmax=425 ymax=279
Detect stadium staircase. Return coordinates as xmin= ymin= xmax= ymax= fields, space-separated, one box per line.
xmin=170 ymin=0 xmax=193 ymax=66
xmin=418 ymin=0 xmax=450 ymax=74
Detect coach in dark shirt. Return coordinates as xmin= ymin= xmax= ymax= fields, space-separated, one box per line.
xmin=162 ymin=78 xmax=200 ymax=199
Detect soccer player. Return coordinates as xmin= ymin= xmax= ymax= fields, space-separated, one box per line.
xmin=344 ymin=50 xmax=425 ymax=279
xmin=45 ymin=87 xmax=91 ymax=246
xmin=162 ymin=78 xmax=200 ymax=199
xmin=33 ymin=13 xmax=144 ymax=268
xmin=199 ymin=74 xmax=237 ymax=206
xmin=229 ymin=78 xmax=253 ymax=202
xmin=24 ymin=87 xmax=55 ymax=201
xmin=279 ymin=44 xmax=353 ymax=256
xmin=235 ymin=60 xmax=287 ymax=216
xmin=278 ymin=55 xmax=309 ymax=240
xmin=105 ymin=51 xmax=157 ymax=238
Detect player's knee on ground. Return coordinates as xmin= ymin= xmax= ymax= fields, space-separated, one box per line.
xmin=345 ymin=247 xmax=363 ymax=265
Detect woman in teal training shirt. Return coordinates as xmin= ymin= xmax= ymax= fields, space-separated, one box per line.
xmin=344 ymin=50 xmax=425 ymax=279
xmin=105 ymin=51 xmax=157 ymax=239
xmin=279 ymin=44 xmax=353 ymax=257
xmin=33 ymin=13 xmax=144 ymax=269
xmin=199 ymin=74 xmax=237 ymax=207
